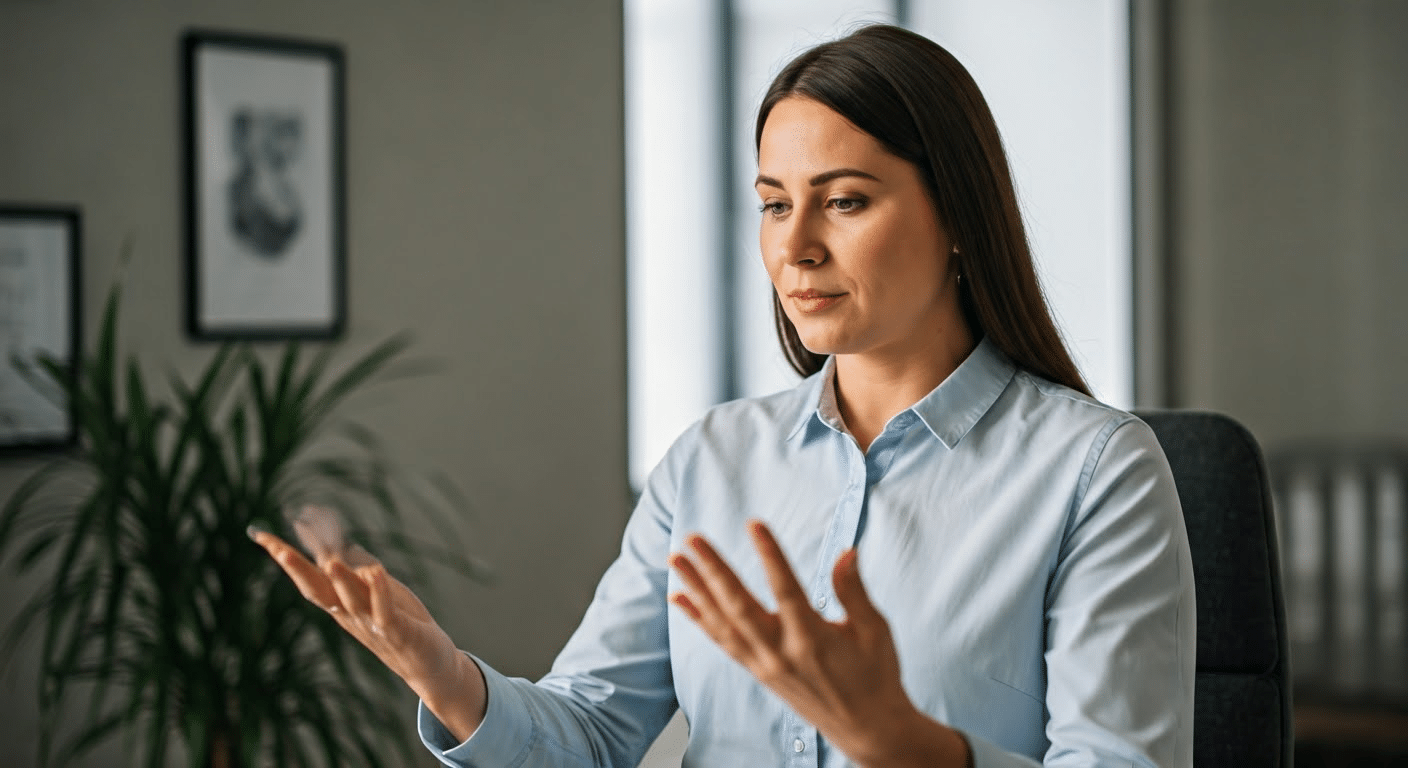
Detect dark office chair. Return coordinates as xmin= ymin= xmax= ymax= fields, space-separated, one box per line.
xmin=1135 ymin=410 xmax=1294 ymax=768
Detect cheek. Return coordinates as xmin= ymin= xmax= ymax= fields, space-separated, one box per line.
xmin=859 ymin=231 xmax=946 ymax=308
xmin=759 ymin=228 xmax=787 ymax=282
xmin=879 ymin=213 xmax=946 ymax=272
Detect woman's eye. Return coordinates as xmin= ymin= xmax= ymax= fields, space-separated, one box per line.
xmin=759 ymin=201 xmax=789 ymax=216
xmin=830 ymin=197 xmax=865 ymax=213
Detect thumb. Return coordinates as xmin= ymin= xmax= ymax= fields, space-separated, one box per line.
xmin=831 ymin=549 xmax=885 ymax=630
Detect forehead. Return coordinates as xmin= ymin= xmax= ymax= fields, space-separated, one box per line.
xmin=758 ymin=96 xmax=891 ymax=174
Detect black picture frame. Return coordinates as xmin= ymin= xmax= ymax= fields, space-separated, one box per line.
xmin=0 ymin=205 xmax=81 ymax=452
xmin=183 ymin=30 xmax=346 ymax=341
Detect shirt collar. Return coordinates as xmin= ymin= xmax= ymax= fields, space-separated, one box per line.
xmin=786 ymin=336 xmax=1016 ymax=449
xmin=787 ymin=357 xmax=837 ymax=441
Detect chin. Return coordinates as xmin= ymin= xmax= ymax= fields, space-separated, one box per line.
xmin=793 ymin=330 xmax=847 ymax=358
xmin=788 ymin=312 xmax=866 ymax=356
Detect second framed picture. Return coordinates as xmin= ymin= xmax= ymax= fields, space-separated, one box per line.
xmin=0 ymin=205 xmax=80 ymax=452
xmin=183 ymin=30 xmax=346 ymax=341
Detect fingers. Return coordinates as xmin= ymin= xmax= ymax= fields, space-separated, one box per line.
xmin=248 ymin=527 xmax=341 ymax=611
xmin=366 ymin=564 xmax=393 ymax=637
xmin=344 ymin=543 xmax=381 ymax=569
xmin=250 ymin=524 xmax=376 ymax=623
xmin=831 ymin=549 xmax=886 ymax=636
xmin=685 ymin=534 xmax=770 ymax=624
xmin=291 ymin=505 xmax=348 ymax=563
xmin=670 ymin=534 xmax=779 ymax=653
xmin=747 ymin=520 xmax=815 ymax=623
xmin=327 ymin=559 xmax=372 ymax=616
xmin=668 ymin=590 xmax=703 ymax=622
xmin=671 ymin=527 xmax=878 ymax=635
xmin=668 ymin=548 xmax=723 ymax=617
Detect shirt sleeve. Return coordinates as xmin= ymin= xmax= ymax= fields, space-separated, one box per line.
xmin=415 ymin=430 xmax=686 ymax=768
xmin=974 ymin=416 xmax=1196 ymax=768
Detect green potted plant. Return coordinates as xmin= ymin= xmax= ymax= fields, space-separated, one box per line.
xmin=0 ymin=287 xmax=486 ymax=768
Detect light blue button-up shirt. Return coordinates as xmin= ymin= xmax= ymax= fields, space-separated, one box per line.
xmin=420 ymin=337 xmax=1195 ymax=767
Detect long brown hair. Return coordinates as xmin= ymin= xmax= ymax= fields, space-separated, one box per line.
xmin=756 ymin=24 xmax=1091 ymax=396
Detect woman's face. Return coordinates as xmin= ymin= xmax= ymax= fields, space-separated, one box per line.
xmin=756 ymin=96 xmax=963 ymax=361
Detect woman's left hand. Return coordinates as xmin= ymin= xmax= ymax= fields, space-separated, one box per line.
xmin=667 ymin=520 xmax=967 ymax=767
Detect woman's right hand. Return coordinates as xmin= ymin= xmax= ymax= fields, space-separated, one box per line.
xmin=247 ymin=522 xmax=488 ymax=742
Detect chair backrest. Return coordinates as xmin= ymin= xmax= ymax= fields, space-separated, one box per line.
xmin=1134 ymin=410 xmax=1293 ymax=768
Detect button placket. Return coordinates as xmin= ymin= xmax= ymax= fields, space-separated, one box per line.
xmin=812 ymin=435 xmax=866 ymax=620
xmin=787 ymin=727 xmax=819 ymax=767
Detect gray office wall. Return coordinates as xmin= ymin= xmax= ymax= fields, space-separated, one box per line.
xmin=1170 ymin=0 xmax=1408 ymax=448
xmin=0 ymin=2 xmax=627 ymax=765
xmin=4 ymin=0 xmax=1407 ymax=766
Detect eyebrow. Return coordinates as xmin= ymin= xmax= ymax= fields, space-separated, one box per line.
xmin=754 ymin=167 xmax=882 ymax=189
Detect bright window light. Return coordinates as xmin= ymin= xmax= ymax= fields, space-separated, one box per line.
xmin=627 ymin=0 xmax=1132 ymax=490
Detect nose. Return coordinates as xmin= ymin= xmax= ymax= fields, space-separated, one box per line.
xmin=774 ymin=208 xmax=826 ymax=269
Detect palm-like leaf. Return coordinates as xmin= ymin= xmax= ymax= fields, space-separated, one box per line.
xmin=0 ymin=286 xmax=483 ymax=768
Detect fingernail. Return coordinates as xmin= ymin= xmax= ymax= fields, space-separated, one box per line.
xmin=246 ymin=522 xmax=271 ymax=542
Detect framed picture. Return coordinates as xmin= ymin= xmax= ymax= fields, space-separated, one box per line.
xmin=183 ymin=30 xmax=346 ymax=340
xmin=0 ymin=206 xmax=80 ymax=452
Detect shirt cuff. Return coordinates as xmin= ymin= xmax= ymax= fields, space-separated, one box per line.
xmin=417 ymin=653 xmax=536 ymax=767
xmin=965 ymin=730 xmax=1042 ymax=768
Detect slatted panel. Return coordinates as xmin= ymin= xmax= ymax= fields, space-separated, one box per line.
xmin=1268 ymin=445 xmax=1408 ymax=708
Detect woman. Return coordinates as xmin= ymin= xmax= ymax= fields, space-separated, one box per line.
xmin=252 ymin=24 xmax=1194 ymax=767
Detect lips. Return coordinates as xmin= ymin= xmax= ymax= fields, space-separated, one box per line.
xmin=787 ymin=289 xmax=845 ymax=313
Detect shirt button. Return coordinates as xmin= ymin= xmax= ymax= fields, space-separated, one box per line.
xmin=815 ymin=595 xmax=828 ymax=610
xmin=794 ymin=738 xmax=805 ymax=753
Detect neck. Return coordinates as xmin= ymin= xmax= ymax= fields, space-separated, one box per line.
xmin=833 ymin=325 xmax=977 ymax=453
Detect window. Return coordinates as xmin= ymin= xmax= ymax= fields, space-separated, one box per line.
xmin=627 ymin=0 xmax=1131 ymax=489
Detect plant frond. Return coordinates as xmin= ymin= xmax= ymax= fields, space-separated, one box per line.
xmin=89 ymin=562 xmax=132 ymax=719
xmin=51 ymin=709 xmax=128 ymax=768
xmin=273 ymin=340 xmax=301 ymax=416
xmin=9 ymin=350 xmax=71 ymax=411
xmin=0 ymin=459 xmax=69 ymax=558
xmin=3 ymin=290 xmax=486 ymax=768
xmin=304 ymin=334 xmax=413 ymax=431
xmin=142 ymin=682 xmax=173 ymax=768
xmin=164 ymin=343 xmax=241 ymax=484
xmin=291 ymin=343 xmax=336 ymax=415
xmin=89 ymin=284 xmax=123 ymax=431
xmin=0 ymin=580 xmax=70 ymax=672
xmin=360 ymin=530 xmax=495 ymax=585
